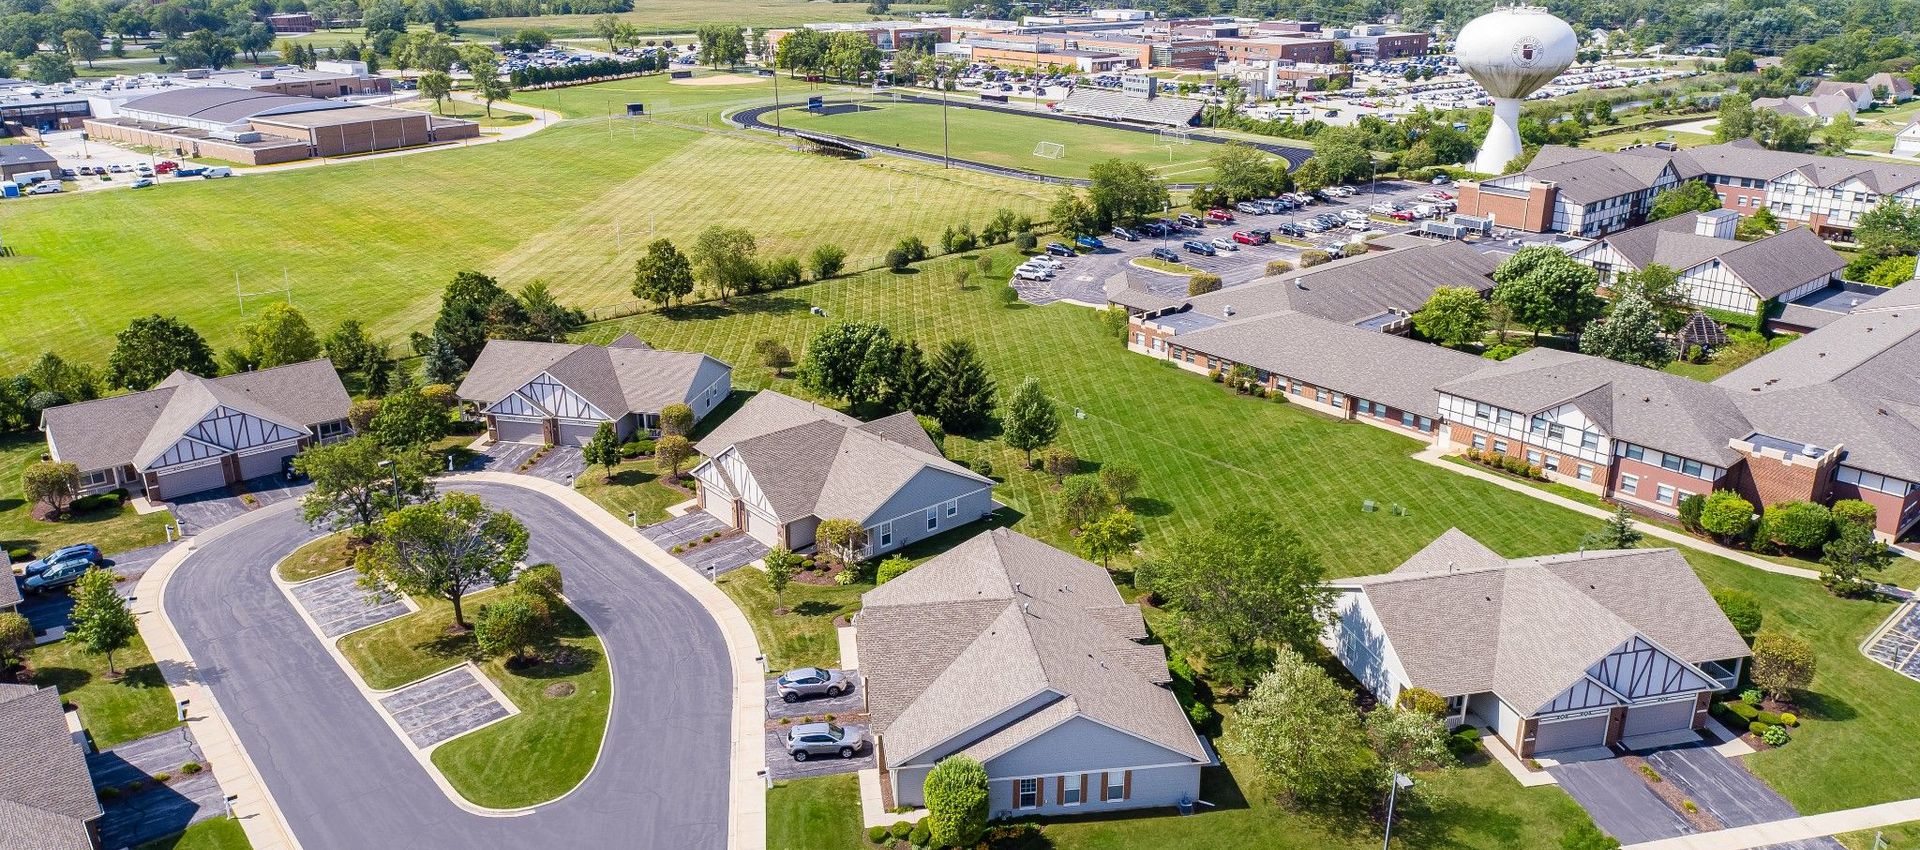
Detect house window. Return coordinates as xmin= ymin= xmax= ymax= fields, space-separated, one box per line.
xmin=1357 ymin=400 xmax=1373 ymax=416
xmin=1493 ymin=440 xmax=1509 ymax=454
xmin=1106 ymin=774 xmax=1126 ymax=802
xmin=878 ymin=522 xmax=893 ymax=548
xmin=1496 ymin=410 xmax=1513 ymax=427
xmin=926 ymin=507 xmax=938 ymax=531
xmin=1530 ymin=416 xmax=1548 ymax=434
xmin=1331 ymin=392 xmax=1346 ymax=407
xmin=1681 ymin=459 xmax=1704 ymax=478
xmin=945 ymin=499 xmax=959 ymax=518
xmin=1581 ymin=431 xmax=1600 ymax=451
xmin=1289 ymin=382 xmax=1302 ymax=396
xmin=1661 ymin=453 xmax=1683 ymax=472
xmin=1017 ymin=778 xmax=1038 ymax=809
xmin=81 ymin=469 xmax=111 ymax=487
xmin=1472 ymin=434 xmax=1487 ymax=450
xmin=1546 ymin=423 xmax=1566 ymax=441
xmin=1622 ymin=444 xmax=1645 ymax=462
xmin=1620 ymin=474 xmax=1639 ymax=494
xmin=316 ymin=420 xmax=347 ymax=439
xmin=1316 ymin=388 xmax=1329 ymax=404
xmin=1544 ymin=456 xmax=1560 ymax=472
xmin=1062 ymin=776 xmax=1082 ymax=806
xmin=1656 ymin=484 xmax=1676 ymax=505
xmin=1400 ymin=411 xmax=1415 ymax=428
xmin=1419 ymin=417 xmax=1432 ymax=432
xmin=1577 ymin=464 xmax=1593 ymax=482
xmin=1474 ymin=402 xmax=1493 ymax=420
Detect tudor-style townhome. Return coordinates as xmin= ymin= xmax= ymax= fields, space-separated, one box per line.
xmin=456 ymin=333 xmax=732 ymax=446
xmin=39 ymin=360 xmax=352 ymax=502
xmin=1569 ymin=210 xmax=1844 ymax=315
xmin=1325 ymin=530 xmax=1750 ymax=758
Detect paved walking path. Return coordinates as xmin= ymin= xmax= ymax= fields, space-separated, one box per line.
xmin=1413 ymin=447 xmax=1822 ymax=581
xmin=1624 ymin=797 xmax=1920 ymax=850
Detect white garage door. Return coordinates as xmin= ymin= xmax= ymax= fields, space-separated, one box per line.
xmin=744 ymin=509 xmax=780 ymax=546
xmin=1623 ymin=699 xmax=1697 ymax=738
xmin=493 ymin=417 xmax=545 ymax=444
xmin=1532 ymin=713 xmax=1608 ymax=754
xmin=238 ymin=446 xmax=295 ymax=481
xmin=556 ymin=422 xmax=601 ymax=447
xmin=154 ymin=461 xmax=229 ymax=500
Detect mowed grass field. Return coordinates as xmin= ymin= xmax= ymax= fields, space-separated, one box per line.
xmin=454 ymin=0 xmax=942 ymax=38
xmin=777 ymin=97 xmax=1222 ymax=181
xmin=0 ymin=76 xmax=1049 ymax=370
xmin=590 ymin=250 xmax=1920 ymax=817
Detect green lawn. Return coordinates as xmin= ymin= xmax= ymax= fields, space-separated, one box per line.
xmin=769 ymin=774 xmax=863 ymax=850
xmin=397 ymin=98 xmax=536 ymax=129
xmin=1839 ymin=820 xmax=1920 ymax=849
xmin=718 ymin=569 xmax=864 ymax=671
xmin=0 ymin=432 xmax=173 ymax=560
xmin=28 ymin=633 xmax=178 ymax=749
xmin=135 ymin=817 xmax=251 ymax=850
xmin=584 ymin=250 xmax=1920 ymax=814
xmin=336 ymin=586 xmax=613 ymax=808
xmin=776 ymin=97 xmax=1223 ymax=182
xmin=0 ymin=85 xmax=1049 ymax=371
xmin=453 ymin=0 xmax=941 ymax=39
xmin=277 ymin=532 xmax=355 ymax=583
xmin=573 ymin=461 xmax=691 ymax=528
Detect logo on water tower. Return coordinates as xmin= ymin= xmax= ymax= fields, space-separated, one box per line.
xmin=1511 ymin=36 xmax=1542 ymax=67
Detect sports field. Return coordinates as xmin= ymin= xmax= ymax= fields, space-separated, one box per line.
xmin=775 ymin=97 xmax=1223 ymax=181
xmin=453 ymin=0 xmax=942 ymax=39
xmin=0 ymin=86 xmax=1048 ymax=369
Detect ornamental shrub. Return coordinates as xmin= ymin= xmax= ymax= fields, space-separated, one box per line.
xmin=876 ymin=556 xmax=914 ymax=585
xmin=1741 ymin=689 xmax=1762 ymax=706
xmin=1678 ymin=493 xmax=1706 ymax=532
xmin=1762 ymin=725 xmax=1790 ymax=746
xmin=1394 ymin=687 xmax=1448 ymax=717
xmin=907 ymin=823 xmax=931 ymax=847
xmin=1749 ymin=720 xmax=1769 ymax=736
xmin=180 ymin=762 xmax=203 ymax=774
xmin=890 ymin=821 xmax=912 ymax=840
xmin=1780 ymin=712 xmax=1797 ymax=726
xmin=1762 ymin=500 xmax=1833 ymax=552
xmin=1700 ymin=490 xmax=1756 ymax=543
xmin=1832 ymin=499 xmax=1877 ymax=530
xmin=1756 ymin=710 xmax=1783 ymax=725
xmin=1299 ymin=249 xmax=1332 ymax=267
xmin=867 ymin=825 xmax=890 ymax=844
xmin=1725 ymin=701 xmax=1759 ymax=722
xmin=924 ymin=757 xmax=989 ymax=847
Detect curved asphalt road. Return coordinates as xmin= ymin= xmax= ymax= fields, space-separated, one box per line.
xmin=164 ymin=481 xmax=731 ymax=850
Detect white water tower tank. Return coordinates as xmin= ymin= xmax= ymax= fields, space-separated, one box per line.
xmin=1455 ymin=6 xmax=1577 ymax=173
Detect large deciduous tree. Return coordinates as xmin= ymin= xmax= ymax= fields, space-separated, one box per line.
xmin=632 ymin=238 xmax=696 ymax=307
xmin=106 ymin=314 xmax=217 ymax=390
xmin=370 ymin=385 xmax=451 ymax=449
xmin=363 ymin=493 xmax=528 ymax=630
xmin=1086 ymin=159 xmax=1169 ymax=228
xmin=296 ymin=437 xmax=435 ymax=538
xmin=23 ymin=461 xmax=79 ymax=516
xmin=1077 ymin=507 xmax=1143 ymax=567
xmin=69 ymin=567 xmax=138 ymax=676
xmin=1224 ymin=648 xmax=1378 ymax=811
xmin=1136 ymin=510 xmax=1331 ymax=688
xmin=798 ymin=322 xmax=910 ymax=411
xmin=1412 ymin=286 xmax=1489 ymax=348
xmin=1000 ymin=377 xmax=1059 ymax=467
xmin=1647 ymin=180 xmax=1723 ymax=221
xmin=691 ymin=226 xmax=760 ymax=301
xmin=240 ymin=302 xmax=322 ymax=369
xmin=1579 ymin=291 xmax=1673 ymax=368
xmin=1492 ymin=246 xmax=1605 ymax=341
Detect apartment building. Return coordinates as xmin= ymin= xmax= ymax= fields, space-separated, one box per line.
xmin=1568 ymin=210 xmax=1844 ymax=314
xmin=1455 ymin=146 xmax=1683 ymax=236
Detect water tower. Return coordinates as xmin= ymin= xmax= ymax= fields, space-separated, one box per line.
xmin=1454 ymin=6 xmax=1577 ymax=174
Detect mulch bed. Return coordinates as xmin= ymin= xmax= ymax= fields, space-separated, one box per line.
xmin=791 ymin=562 xmax=847 ymax=586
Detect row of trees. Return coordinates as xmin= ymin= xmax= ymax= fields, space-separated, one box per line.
xmin=631 ymin=230 xmax=829 ymax=308
xmin=770 ymin=27 xmax=881 ymax=82
xmin=796 ymin=322 xmax=998 ymax=434
xmin=1688 ymin=491 xmax=1890 ymax=596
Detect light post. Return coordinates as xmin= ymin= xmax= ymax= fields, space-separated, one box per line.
xmin=941 ymin=75 xmax=950 ymax=168
xmin=1382 ymin=773 xmax=1414 ymax=850
xmin=377 ymin=459 xmax=399 ymax=504
xmin=772 ymin=67 xmax=782 ymax=134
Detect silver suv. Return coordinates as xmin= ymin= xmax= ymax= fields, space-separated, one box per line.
xmin=785 ymin=722 xmax=869 ymax=761
xmin=776 ymin=667 xmax=850 ymax=703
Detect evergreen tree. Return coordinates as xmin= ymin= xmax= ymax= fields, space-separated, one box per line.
xmin=925 ymin=340 xmax=996 ymax=434
xmin=423 ymin=334 xmax=466 ymax=385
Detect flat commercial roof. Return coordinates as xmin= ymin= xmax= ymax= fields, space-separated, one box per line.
xmin=251 ymin=104 xmax=426 ymax=128
xmin=119 ymin=87 xmax=348 ymax=124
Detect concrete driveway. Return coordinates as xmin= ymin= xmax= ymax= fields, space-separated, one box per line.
xmin=1549 ymin=758 xmax=1695 ymax=844
xmin=167 ymin=474 xmax=309 ymax=534
xmin=1642 ymin=747 xmax=1844 ymax=850
xmin=163 ymin=482 xmax=732 ymax=850
xmin=764 ymin=727 xmax=875 ymax=780
xmin=643 ymin=512 xmax=767 ymax=577
xmin=467 ymin=442 xmax=587 ymax=485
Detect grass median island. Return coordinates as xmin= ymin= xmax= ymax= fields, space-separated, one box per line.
xmin=1130 ymin=256 xmax=1206 ymax=276
xmin=135 ymin=816 xmax=251 ymax=850
xmin=1 ymin=432 xmax=173 ymax=558
xmin=335 ymin=585 xmax=612 ymax=809
xmin=277 ymin=532 xmax=357 ymax=583
xmin=27 ymin=633 xmax=177 ymax=749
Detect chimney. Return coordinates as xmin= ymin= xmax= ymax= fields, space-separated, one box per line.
xmin=1695 ymin=208 xmax=1739 ymax=239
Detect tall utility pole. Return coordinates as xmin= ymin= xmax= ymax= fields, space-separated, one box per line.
xmin=772 ymin=66 xmax=782 ymax=133
xmin=941 ymin=74 xmax=950 ymax=167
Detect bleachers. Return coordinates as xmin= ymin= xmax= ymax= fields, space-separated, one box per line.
xmin=1053 ymin=89 xmax=1202 ymax=127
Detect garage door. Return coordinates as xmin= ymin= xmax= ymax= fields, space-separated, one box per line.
xmin=744 ymin=509 xmax=780 ymax=546
xmin=238 ymin=446 xmax=295 ymax=481
xmin=154 ymin=461 xmax=229 ymax=500
xmin=1623 ymin=699 xmax=1697 ymax=738
xmin=1532 ymin=713 xmax=1609 ymax=754
xmin=556 ymin=422 xmax=601 ymax=447
xmin=493 ymin=417 xmax=545 ymax=444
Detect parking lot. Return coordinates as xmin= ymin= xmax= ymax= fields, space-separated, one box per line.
xmin=1015 ymin=178 xmax=1467 ymax=305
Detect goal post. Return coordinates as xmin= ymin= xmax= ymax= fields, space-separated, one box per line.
xmin=1033 ymin=141 xmax=1066 ymax=159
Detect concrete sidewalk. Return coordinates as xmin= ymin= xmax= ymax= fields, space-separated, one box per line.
xmin=1413 ymin=447 xmax=1821 ymax=581
xmin=1625 ymin=797 xmax=1920 ymax=850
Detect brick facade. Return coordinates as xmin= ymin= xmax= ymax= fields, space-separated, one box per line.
xmin=1607 ymin=455 xmax=1717 ymax=515
xmin=1455 ymin=181 xmax=1556 ymax=232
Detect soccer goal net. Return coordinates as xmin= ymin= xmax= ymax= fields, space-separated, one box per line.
xmin=1159 ymin=128 xmax=1191 ymax=144
xmin=1033 ymin=141 xmax=1066 ymax=159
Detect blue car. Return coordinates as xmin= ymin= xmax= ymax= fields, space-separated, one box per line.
xmin=1074 ymin=235 xmax=1106 ymax=251
xmin=17 ymin=543 xmax=100 ymax=576
xmin=24 ymin=558 xmax=94 ymax=594
xmin=1150 ymin=247 xmax=1180 ymax=262
xmin=1182 ymin=239 xmax=1216 ymax=256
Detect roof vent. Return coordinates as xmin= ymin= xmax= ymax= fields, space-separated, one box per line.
xmin=1222 ymin=304 xmax=1235 ymax=317
xmin=1021 ymin=602 xmax=1032 ymax=616
xmin=1294 ymin=278 xmax=1307 ymax=290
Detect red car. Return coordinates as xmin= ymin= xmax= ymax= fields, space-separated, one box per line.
xmin=1432 ymin=190 xmax=1455 ymax=200
xmin=1390 ymin=210 xmax=1417 ymax=222
xmin=154 ymin=161 xmax=179 ymax=174
xmin=1231 ymin=230 xmax=1267 ymax=245
xmin=1206 ymin=208 xmax=1235 ymax=222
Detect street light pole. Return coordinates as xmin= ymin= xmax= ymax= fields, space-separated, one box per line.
xmin=772 ymin=68 xmax=782 ymax=134
xmin=377 ymin=459 xmax=399 ymax=504
xmin=1382 ymin=773 xmax=1414 ymax=850
xmin=941 ymin=77 xmax=950 ymax=168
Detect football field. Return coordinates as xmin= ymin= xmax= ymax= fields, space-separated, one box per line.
xmin=774 ymin=97 xmax=1221 ymax=182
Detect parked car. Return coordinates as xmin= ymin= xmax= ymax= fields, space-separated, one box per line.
xmin=1028 ymin=255 xmax=1065 ymax=271
xmin=1206 ymin=208 xmax=1234 ymax=223
xmin=1231 ymin=230 xmax=1266 ymax=245
xmin=203 ymin=166 xmax=233 ymax=179
xmin=1210 ymin=237 xmax=1237 ymax=251
xmin=27 ymin=182 xmax=61 ymax=195
xmin=1138 ymin=221 xmax=1167 ymax=237
xmin=1150 ymin=246 xmax=1180 ymax=262
xmin=1074 ymin=235 xmax=1106 ymax=251
xmin=1369 ymin=202 xmax=1398 ymax=215
xmin=1431 ymin=174 xmax=1451 ymax=185
xmin=1327 ymin=186 xmax=1355 ymax=197
xmin=154 ymin=161 xmax=179 ymax=174
xmin=175 ymin=165 xmax=207 ymax=177
xmin=786 ymin=721 xmax=868 ymax=761
xmin=1234 ymin=202 xmax=1265 ymax=215
xmin=1110 ymin=226 xmax=1138 ymax=241
xmin=1182 ymin=239 xmax=1216 ymax=256
xmin=776 ymin=667 xmax=850 ymax=702
xmin=1340 ymin=209 xmax=1370 ymax=222
xmin=58 ymin=168 xmax=76 ymax=179
xmin=1301 ymin=220 xmax=1330 ymax=233
xmin=24 ymin=559 xmax=93 ymax=594
xmin=1346 ymin=219 xmax=1372 ymax=232
xmin=1014 ymin=264 xmax=1052 ymax=281
xmin=1045 ymin=241 xmax=1076 ymax=257
xmin=131 ymin=177 xmax=155 ymax=189
xmin=1390 ymin=209 xmax=1417 ymax=222
xmin=1177 ymin=213 xmax=1202 ymax=227
xmin=15 ymin=543 xmax=100 ymax=577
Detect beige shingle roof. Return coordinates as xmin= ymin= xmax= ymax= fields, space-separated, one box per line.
xmin=693 ymin=390 xmax=858 ymax=457
xmin=858 ymin=529 xmax=1207 ymax=767
xmin=456 ymin=339 xmax=728 ymax=419
xmin=0 ymin=684 xmax=99 ymax=850
xmin=1340 ymin=536 xmax=1750 ymax=712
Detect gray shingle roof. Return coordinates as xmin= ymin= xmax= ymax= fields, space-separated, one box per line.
xmin=1179 ymin=240 xmax=1498 ymax=326
xmin=1510 ymin=146 xmax=1677 ymax=204
xmin=40 ymin=359 xmax=349 ymax=474
xmin=858 ymin=529 xmax=1207 ymax=767
xmin=0 ymin=684 xmax=100 ymax=850
xmin=1340 ymin=536 xmax=1750 ymax=713
xmin=1172 ymin=309 xmax=1491 ymax=414
xmin=694 ymin=390 xmax=857 ymax=457
xmin=1588 ymin=217 xmax=1844 ymax=300
xmin=456 ymin=339 xmax=729 ymax=421
xmin=0 ymin=145 xmax=56 ymax=168
xmin=1437 ymin=348 xmax=1753 ymax=465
